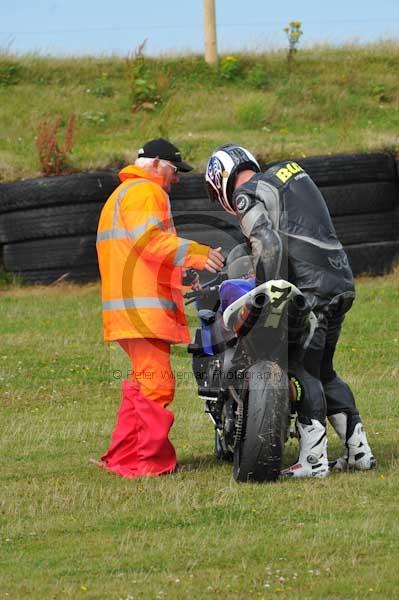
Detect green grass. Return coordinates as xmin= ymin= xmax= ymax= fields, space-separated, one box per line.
xmin=1 ymin=271 xmax=399 ymax=599
xmin=1 ymin=43 xmax=399 ymax=181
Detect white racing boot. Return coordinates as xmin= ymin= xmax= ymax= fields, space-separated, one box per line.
xmin=328 ymin=413 xmax=376 ymax=471
xmin=281 ymin=419 xmax=329 ymax=478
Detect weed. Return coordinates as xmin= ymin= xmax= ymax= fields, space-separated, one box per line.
xmin=219 ymin=55 xmax=241 ymax=81
xmin=284 ymin=21 xmax=303 ymax=63
xmin=166 ymin=55 xmax=215 ymax=85
xmin=35 ymin=113 xmax=76 ymax=176
xmin=126 ymin=40 xmax=168 ymax=112
xmin=0 ymin=59 xmax=22 ymax=86
xmin=370 ymin=83 xmax=391 ymax=103
xmin=246 ymin=64 xmax=269 ymax=90
xmin=88 ymin=71 xmax=114 ymax=98
xmin=235 ymin=98 xmax=265 ymax=129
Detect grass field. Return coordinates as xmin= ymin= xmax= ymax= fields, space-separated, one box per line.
xmin=1 ymin=42 xmax=399 ymax=182
xmin=1 ymin=269 xmax=398 ymax=599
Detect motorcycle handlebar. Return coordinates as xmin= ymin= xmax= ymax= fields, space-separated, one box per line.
xmin=183 ymin=271 xmax=228 ymax=304
xmin=184 ymin=285 xmax=220 ymax=301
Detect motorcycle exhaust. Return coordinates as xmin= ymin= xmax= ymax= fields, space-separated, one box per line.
xmin=233 ymin=292 xmax=269 ymax=336
xmin=288 ymin=293 xmax=311 ymax=324
xmin=288 ymin=293 xmax=311 ymax=342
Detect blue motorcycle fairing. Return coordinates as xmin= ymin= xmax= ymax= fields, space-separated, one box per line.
xmin=198 ymin=278 xmax=256 ymax=356
xmin=200 ymin=323 xmax=213 ymax=355
xmin=219 ymin=278 xmax=256 ymax=312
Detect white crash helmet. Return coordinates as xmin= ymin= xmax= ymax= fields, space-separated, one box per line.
xmin=205 ymin=144 xmax=260 ymax=214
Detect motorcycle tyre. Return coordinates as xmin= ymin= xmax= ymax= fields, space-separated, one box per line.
xmin=233 ymin=360 xmax=290 ymax=483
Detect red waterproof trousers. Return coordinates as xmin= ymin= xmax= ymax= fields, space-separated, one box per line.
xmin=99 ymin=339 xmax=177 ymax=477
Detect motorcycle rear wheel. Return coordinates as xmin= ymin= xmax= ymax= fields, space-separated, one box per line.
xmin=233 ymin=360 xmax=290 ymax=483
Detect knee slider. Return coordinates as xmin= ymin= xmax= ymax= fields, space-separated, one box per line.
xmin=289 ymin=375 xmax=303 ymax=403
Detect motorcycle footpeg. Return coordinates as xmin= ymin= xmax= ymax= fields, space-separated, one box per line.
xmin=200 ymin=394 xmax=223 ymax=427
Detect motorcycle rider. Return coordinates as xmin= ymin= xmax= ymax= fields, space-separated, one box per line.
xmin=205 ymin=144 xmax=376 ymax=478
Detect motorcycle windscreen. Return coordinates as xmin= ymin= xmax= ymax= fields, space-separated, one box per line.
xmin=219 ymin=278 xmax=256 ymax=312
xmin=226 ymin=255 xmax=255 ymax=279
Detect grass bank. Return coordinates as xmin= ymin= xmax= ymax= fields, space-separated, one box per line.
xmin=0 ymin=270 xmax=398 ymax=598
xmin=1 ymin=42 xmax=399 ymax=182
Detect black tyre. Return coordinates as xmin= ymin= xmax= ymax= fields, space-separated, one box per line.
xmin=298 ymin=152 xmax=396 ymax=186
xmin=0 ymin=203 xmax=103 ymax=244
xmin=13 ymin=265 xmax=100 ymax=285
xmin=345 ymin=241 xmax=399 ymax=276
xmin=3 ymin=235 xmax=97 ymax=271
xmin=170 ymin=175 xmax=208 ymax=212
xmin=322 ymin=181 xmax=398 ymax=217
xmin=0 ymin=171 xmax=118 ymax=214
xmin=176 ymin=224 xmax=243 ymax=254
xmin=233 ymin=361 xmax=290 ymax=483
xmin=174 ymin=212 xmax=243 ymax=254
xmin=173 ymin=209 xmax=237 ymax=228
xmin=333 ymin=210 xmax=399 ymax=245
xmin=173 ymin=154 xmax=397 ymax=199
xmin=170 ymin=173 xmax=207 ymax=201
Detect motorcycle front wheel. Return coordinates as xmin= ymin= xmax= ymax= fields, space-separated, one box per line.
xmin=233 ymin=360 xmax=290 ymax=483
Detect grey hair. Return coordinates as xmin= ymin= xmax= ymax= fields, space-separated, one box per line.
xmin=135 ymin=157 xmax=176 ymax=174
xmin=134 ymin=157 xmax=156 ymax=170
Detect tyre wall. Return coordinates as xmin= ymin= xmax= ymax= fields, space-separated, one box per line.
xmin=0 ymin=153 xmax=398 ymax=284
xmin=0 ymin=171 xmax=118 ymax=284
xmin=173 ymin=152 xmax=399 ymax=277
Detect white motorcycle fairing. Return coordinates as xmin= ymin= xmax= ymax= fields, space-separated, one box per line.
xmin=222 ymin=279 xmax=317 ymax=349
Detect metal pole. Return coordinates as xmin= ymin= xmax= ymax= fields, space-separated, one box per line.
xmin=203 ymin=0 xmax=218 ymax=66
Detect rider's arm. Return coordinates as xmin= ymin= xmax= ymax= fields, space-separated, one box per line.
xmin=232 ymin=190 xmax=283 ymax=284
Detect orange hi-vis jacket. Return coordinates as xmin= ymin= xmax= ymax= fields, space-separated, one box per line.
xmin=96 ymin=166 xmax=210 ymax=343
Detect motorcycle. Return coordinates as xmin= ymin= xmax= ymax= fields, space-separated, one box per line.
xmin=184 ymin=249 xmax=317 ymax=483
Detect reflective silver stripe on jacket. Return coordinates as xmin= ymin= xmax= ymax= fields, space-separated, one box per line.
xmin=240 ymin=204 xmax=267 ymax=238
xmin=96 ymin=216 xmax=164 ymax=243
xmin=112 ymin=179 xmax=145 ymax=229
xmin=102 ymin=297 xmax=177 ymax=311
xmin=165 ymin=196 xmax=175 ymax=232
xmin=174 ymin=239 xmax=190 ymax=266
xmin=255 ymin=180 xmax=281 ymax=230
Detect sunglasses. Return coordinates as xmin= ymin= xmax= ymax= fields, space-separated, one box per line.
xmin=161 ymin=160 xmax=179 ymax=174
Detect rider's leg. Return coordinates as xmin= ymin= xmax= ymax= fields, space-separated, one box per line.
xmin=306 ymin=312 xmax=376 ymax=471
xmin=282 ymin=339 xmax=329 ymax=478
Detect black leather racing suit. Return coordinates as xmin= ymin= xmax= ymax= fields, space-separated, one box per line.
xmin=232 ymin=161 xmax=361 ymax=431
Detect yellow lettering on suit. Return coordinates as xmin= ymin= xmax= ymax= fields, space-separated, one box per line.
xmin=276 ymin=162 xmax=304 ymax=183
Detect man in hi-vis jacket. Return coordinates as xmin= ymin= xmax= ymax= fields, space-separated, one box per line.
xmin=205 ymin=143 xmax=376 ymax=478
xmin=96 ymin=138 xmax=224 ymax=477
